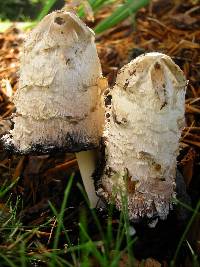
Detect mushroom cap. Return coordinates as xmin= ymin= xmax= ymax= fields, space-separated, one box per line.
xmin=97 ymin=52 xmax=187 ymax=223
xmin=2 ymin=11 xmax=104 ymax=154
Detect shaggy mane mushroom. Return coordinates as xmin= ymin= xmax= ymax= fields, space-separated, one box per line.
xmin=2 ymin=10 xmax=106 ymax=208
xmin=97 ymin=52 xmax=187 ymax=225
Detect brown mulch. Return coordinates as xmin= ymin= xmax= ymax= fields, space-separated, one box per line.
xmin=0 ymin=0 xmax=199 ymax=266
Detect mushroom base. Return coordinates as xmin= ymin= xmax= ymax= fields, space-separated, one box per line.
xmin=97 ymin=177 xmax=175 ymax=224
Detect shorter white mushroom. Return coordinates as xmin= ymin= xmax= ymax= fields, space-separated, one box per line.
xmin=97 ymin=52 xmax=187 ymax=223
xmin=2 ymin=11 xmax=105 ymax=208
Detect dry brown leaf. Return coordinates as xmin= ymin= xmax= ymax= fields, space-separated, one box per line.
xmin=143 ymin=258 xmax=162 ymax=267
xmin=179 ymin=148 xmax=196 ymax=186
xmin=118 ymin=253 xmax=162 ymax=267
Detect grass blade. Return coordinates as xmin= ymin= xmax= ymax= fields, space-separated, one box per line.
xmin=78 ymin=0 xmax=115 ymax=18
xmin=36 ymin=0 xmax=57 ymax=22
xmin=76 ymin=182 xmax=105 ymax=240
xmin=49 ymin=174 xmax=74 ymax=267
xmin=53 ymin=174 xmax=74 ymax=249
xmin=94 ymin=0 xmax=150 ymax=34
xmin=79 ymin=222 xmax=108 ymax=266
xmin=0 ymin=177 xmax=20 ymax=198
xmin=20 ymin=241 xmax=27 ymax=267
xmin=0 ymin=253 xmax=17 ymax=267
xmin=171 ymin=199 xmax=200 ymax=266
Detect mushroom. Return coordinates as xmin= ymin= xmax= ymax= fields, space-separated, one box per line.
xmin=97 ymin=52 xmax=187 ymax=224
xmin=2 ymin=10 xmax=105 ymax=208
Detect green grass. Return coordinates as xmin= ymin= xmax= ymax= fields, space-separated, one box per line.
xmin=0 ymin=175 xmax=138 ymax=266
xmin=94 ymin=0 xmax=150 ymax=34
xmin=77 ymin=0 xmax=116 ymax=18
xmin=171 ymin=199 xmax=200 ymax=266
xmin=0 ymin=175 xmax=199 ymax=267
xmin=0 ymin=177 xmax=20 ymax=198
xmin=36 ymin=0 xmax=57 ymax=22
xmin=0 ymin=0 xmax=150 ymax=33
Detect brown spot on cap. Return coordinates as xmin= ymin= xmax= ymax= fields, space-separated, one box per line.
xmin=154 ymin=62 xmax=161 ymax=69
xmin=154 ymin=163 xmax=161 ymax=171
xmin=54 ymin=17 xmax=65 ymax=25
xmin=104 ymin=89 xmax=110 ymax=96
xmin=123 ymin=79 xmax=129 ymax=90
xmin=105 ymin=95 xmax=112 ymax=106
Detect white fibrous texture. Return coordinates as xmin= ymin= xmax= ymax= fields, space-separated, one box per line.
xmin=97 ymin=52 xmax=187 ymax=222
xmin=3 ymin=11 xmax=104 ymax=153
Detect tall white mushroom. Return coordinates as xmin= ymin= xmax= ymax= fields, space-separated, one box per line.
xmin=2 ymin=10 xmax=105 ymax=208
xmin=97 ymin=52 xmax=187 ymax=223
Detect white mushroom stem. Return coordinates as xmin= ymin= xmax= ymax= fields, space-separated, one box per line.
xmin=75 ymin=150 xmax=99 ymax=208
